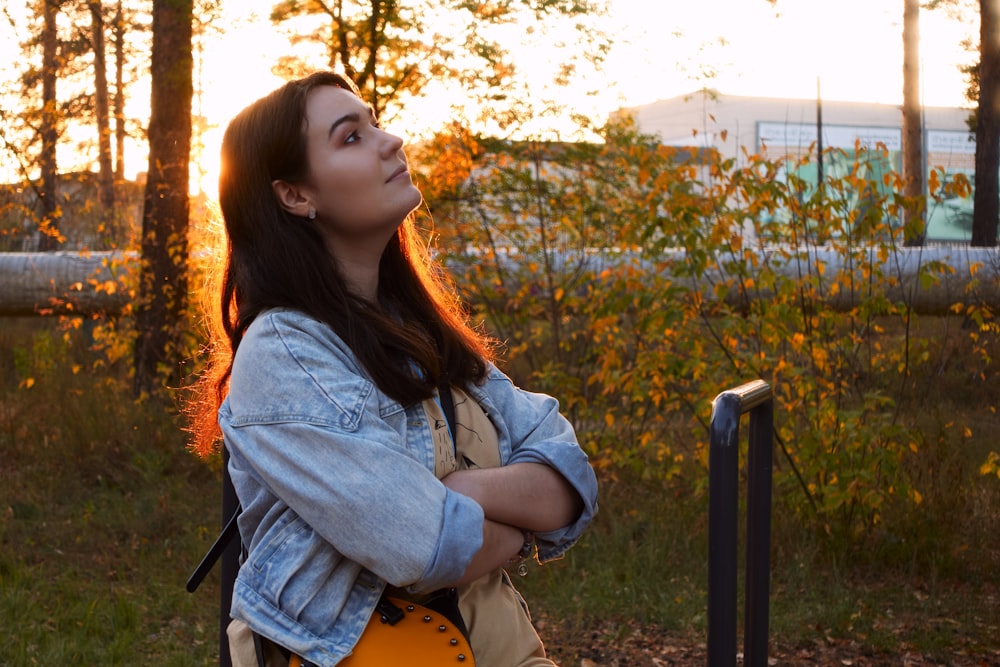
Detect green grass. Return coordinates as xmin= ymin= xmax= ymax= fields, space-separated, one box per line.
xmin=1 ymin=319 xmax=222 ymax=665
xmin=1 ymin=317 xmax=998 ymax=664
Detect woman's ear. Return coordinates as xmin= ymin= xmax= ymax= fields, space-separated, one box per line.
xmin=271 ymin=180 xmax=313 ymax=218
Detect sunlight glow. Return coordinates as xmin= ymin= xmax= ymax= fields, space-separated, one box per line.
xmin=188 ymin=0 xmax=974 ymax=196
xmin=0 ymin=0 xmax=977 ymax=197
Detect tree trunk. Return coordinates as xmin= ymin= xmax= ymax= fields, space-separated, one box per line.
xmin=133 ymin=0 xmax=193 ymax=395
xmin=38 ymin=0 xmax=62 ymax=251
xmin=974 ymin=0 xmax=1000 ymax=246
xmin=902 ymin=0 xmax=924 ymax=245
xmin=113 ymin=0 xmax=126 ymax=183
xmin=89 ymin=0 xmax=117 ymax=247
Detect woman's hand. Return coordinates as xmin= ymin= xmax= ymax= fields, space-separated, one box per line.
xmin=450 ymin=519 xmax=526 ymax=585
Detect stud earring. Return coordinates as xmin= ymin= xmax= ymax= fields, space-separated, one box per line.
xmin=308 ymin=208 xmax=316 ymax=220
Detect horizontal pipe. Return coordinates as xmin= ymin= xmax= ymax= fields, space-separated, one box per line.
xmin=1 ymin=245 xmax=998 ymax=316
xmin=0 ymin=251 xmax=133 ymax=316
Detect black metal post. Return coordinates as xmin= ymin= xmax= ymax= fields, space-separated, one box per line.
xmin=744 ymin=391 xmax=773 ymax=666
xmin=707 ymin=379 xmax=773 ymax=667
xmin=708 ymin=393 xmax=740 ymax=666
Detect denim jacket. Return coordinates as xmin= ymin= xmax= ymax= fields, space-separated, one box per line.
xmin=219 ymin=308 xmax=598 ymax=666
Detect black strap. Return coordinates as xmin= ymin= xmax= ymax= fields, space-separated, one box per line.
xmin=187 ymin=504 xmax=242 ymax=593
xmin=420 ymin=587 xmax=471 ymax=642
xmin=252 ymin=631 xmax=266 ymax=667
xmin=439 ymin=380 xmax=457 ymax=445
xmin=187 ymin=505 xmax=272 ymax=667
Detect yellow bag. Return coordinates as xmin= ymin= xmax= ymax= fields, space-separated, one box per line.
xmin=288 ymin=596 xmax=474 ymax=666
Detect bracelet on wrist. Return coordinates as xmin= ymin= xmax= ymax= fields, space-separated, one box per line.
xmin=509 ymin=530 xmax=535 ymax=577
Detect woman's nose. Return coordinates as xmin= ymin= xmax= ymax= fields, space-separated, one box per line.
xmin=380 ymin=129 xmax=405 ymax=156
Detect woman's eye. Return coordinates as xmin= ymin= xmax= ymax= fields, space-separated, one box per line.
xmin=345 ymin=130 xmax=360 ymax=144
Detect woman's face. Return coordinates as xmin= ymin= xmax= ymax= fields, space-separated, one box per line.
xmin=282 ymin=85 xmax=422 ymax=258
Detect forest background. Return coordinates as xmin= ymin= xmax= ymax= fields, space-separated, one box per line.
xmin=1 ymin=0 xmax=999 ymax=665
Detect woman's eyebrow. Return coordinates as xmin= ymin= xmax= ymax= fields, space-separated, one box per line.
xmin=326 ymin=104 xmax=379 ymax=140
xmin=327 ymin=111 xmax=362 ymax=140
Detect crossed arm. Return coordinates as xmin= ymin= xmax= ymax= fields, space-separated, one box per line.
xmin=441 ymin=463 xmax=584 ymax=585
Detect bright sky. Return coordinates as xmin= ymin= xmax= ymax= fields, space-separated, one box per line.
xmin=602 ymin=0 xmax=971 ymax=109
xmin=0 ymin=0 xmax=977 ymax=193
xmin=198 ymin=0 xmax=973 ymax=125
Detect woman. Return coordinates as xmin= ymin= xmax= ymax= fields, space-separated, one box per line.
xmin=191 ymin=71 xmax=598 ymax=667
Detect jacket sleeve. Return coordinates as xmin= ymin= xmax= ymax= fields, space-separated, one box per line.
xmin=222 ymin=311 xmax=484 ymax=592
xmin=479 ymin=364 xmax=599 ymax=562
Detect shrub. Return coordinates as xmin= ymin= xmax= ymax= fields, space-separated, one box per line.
xmin=417 ymin=119 xmax=1000 ymax=558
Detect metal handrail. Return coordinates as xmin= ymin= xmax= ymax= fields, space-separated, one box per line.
xmin=707 ymin=379 xmax=774 ymax=667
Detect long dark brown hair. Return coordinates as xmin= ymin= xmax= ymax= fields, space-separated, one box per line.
xmin=190 ymin=72 xmax=494 ymax=456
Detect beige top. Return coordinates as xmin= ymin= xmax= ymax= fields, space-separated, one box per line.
xmin=421 ymin=387 xmax=553 ymax=667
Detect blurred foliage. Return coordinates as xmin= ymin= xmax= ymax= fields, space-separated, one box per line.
xmin=0 ymin=173 xmax=145 ymax=252
xmin=414 ymin=116 xmax=1000 ymax=553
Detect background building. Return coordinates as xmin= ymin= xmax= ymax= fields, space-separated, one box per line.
xmin=626 ymin=91 xmax=976 ymax=243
